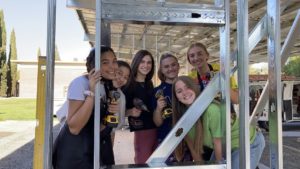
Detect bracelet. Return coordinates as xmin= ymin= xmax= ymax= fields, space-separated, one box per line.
xmin=84 ymin=90 xmax=95 ymax=97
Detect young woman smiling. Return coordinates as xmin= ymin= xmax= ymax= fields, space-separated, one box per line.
xmin=124 ymin=50 xmax=157 ymax=164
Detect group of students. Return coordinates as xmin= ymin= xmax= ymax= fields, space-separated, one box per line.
xmin=52 ymin=43 xmax=265 ymax=169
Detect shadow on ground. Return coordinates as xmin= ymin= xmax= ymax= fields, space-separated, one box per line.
xmin=0 ymin=124 xmax=60 ymax=169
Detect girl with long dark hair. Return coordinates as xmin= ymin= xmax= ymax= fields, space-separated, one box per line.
xmin=124 ymin=49 xmax=157 ymax=164
xmin=53 ymin=46 xmax=119 ymax=168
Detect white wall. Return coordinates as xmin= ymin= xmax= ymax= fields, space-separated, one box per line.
xmin=18 ymin=64 xmax=86 ymax=98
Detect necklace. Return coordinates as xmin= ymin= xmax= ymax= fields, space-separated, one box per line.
xmin=139 ymin=82 xmax=145 ymax=88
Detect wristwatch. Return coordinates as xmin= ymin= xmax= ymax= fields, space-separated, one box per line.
xmin=84 ymin=90 xmax=95 ymax=97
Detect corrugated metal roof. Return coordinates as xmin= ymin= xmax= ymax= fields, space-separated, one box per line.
xmin=67 ymin=0 xmax=300 ymax=67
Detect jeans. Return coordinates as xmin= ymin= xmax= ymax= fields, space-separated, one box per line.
xmin=231 ymin=131 xmax=265 ymax=169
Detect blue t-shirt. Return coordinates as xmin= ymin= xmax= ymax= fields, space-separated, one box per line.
xmin=151 ymin=82 xmax=173 ymax=143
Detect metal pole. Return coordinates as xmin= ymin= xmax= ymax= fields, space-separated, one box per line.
xmin=94 ymin=0 xmax=102 ymax=168
xmin=250 ymin=10 xmax=300 ymax=124
xmin=215 ymin=0 xmax=231 ymax=168
xmin=267 ymin=0 xmax=283 ymax=168
xmin=132 ymin=34 xmax=135 ymax=58
xmin=155 ymin=35 xmax=158 ymax=86
xmin=237 ymin=0 xmax=250 ymax=169
xmin=44 ymin=0 xmax=56 ymax=168
xmin=118 ymin=34 xmax=120 ymax=58
xmin=143 ymin=35 xmax=146 ymax=49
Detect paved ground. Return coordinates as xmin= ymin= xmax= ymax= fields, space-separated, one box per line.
xmin=0 ymin=120 xmax=134 ymax=169
xmin=0 ymin=120 xmax=299 ymax=169
xmin=0 ymin=121 xmax=36 ymax=169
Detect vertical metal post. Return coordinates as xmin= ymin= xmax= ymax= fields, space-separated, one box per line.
xmin=132 ymin=34 xmax=135 ymax=58
xmin=267 ymin=0 xmax=283 ymax=168
xmin=216 ymin=0 xmax=231 ymax=168
xmin=168 ymin=37 xmax=171 ymax=51
xmin=44 ymin=0 xmax=56 ymax=168
xmin=94 ymin=0 xmax=102 ymax=168
xmin=143 ymin=35 xmax=146 ymax=49
xmin=250 ymin=10 xmax=300 ymax=125
xmin=155 ymin=35 xmax=158 ymax=86
xmin=118 ymin=34 xmax=120 ymax=57
xmin=237 ymin=0 xmax=250 ymax=169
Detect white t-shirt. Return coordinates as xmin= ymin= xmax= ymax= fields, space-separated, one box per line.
xmin=57 ymin=75 xmax=126 ymax=130
xmin=67 ymin=75 xmax=105 ymax=101
xmin=116 ymin=91 xmax=126 ymax=130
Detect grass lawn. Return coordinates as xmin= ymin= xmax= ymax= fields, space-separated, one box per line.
xmin=0 ymin=98 xmax=36 ymax=121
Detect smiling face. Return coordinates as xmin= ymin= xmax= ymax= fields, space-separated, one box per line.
xmin=137 ymin=55 xmax=153 ymax=79
xmin=187 ymin=46 xmax=209 ymax=71
xmin=160 ymin=57 xmax=179 ymax=82
xmin=100 ymin=51 xmax=118 ymax=80
xmin=113 ymin=65 xmax=130 ymax=88
xmin=174 ymin=80 xmax=196 ymax=106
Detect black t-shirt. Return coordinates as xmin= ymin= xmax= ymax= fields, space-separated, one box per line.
xmin=124 ymin=81 xmax=156 ymax=131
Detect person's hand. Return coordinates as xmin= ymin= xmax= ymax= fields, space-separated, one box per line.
xmin=108 ymin=100 xmax=120 ymax=114
xmin=156 ymin=97 xmax=166 ymax=112
xmin=129 ymin=107 xmax=142 ymax=117
xmin=88 ymin=68 xmax=102 ymax=92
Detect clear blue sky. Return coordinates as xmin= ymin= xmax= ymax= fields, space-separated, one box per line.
xmin=0 ymin=0 xmax=91 ymax=61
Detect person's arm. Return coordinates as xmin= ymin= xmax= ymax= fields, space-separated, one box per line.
xmin=67 ymin=69 xmax=101 ymax=135
xmin=230 ymin=88 xmax=239 ymax=104
xmin=207 ymin=103 xmax=223 ymax=161
xmin=212 ymin=138 xmax=223 ymax=161
xmin=230 ymin=76 xmax=239 ymax=104
xmin=153 ymin=97 xmax=166 ymax=127
xmin=67 ymin=97 xmax=94 ymax=135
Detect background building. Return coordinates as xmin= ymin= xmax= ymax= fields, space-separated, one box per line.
xmin=15 ymin=59 xmax=86 ymax=99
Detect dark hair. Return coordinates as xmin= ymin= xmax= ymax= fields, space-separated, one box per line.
xmin=186 ymin=42 xmax=209 ymax=64
xmin=157 ymin=52 xmax=179 ymax=82
xmin=117 ymin=60 xmax=131 ymax=73
xmin=130 ymin=49 xmax=154 ymax=83
xmin=85 ymin=46 xmax=115 ymax=73
xmin=117 ymin=60 xmax=132 ymax=89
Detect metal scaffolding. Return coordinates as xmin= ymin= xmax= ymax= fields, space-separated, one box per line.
xmin=36 ymin=0 xmax=300 ymax=168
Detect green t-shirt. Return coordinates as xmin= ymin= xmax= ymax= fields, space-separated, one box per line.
xmin=187 ymin=103 xmax=222 ymax=149
xmin=231 ymin=117 xmax=257 ymax=150
xmin=202 ymin=103 xmax=223 ymax=148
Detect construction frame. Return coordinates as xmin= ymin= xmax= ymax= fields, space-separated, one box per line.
xmin=33 ymin=0 xmax=300 ymax=169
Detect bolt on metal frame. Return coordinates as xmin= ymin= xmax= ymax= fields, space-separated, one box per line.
xmin=42 ymin=0 xmax=286 ymax=168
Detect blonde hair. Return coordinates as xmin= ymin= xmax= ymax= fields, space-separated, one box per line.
xmin=171 ymin=76 xmax=204 ymax=162
xmin=157 ymin=52 xmax=179 ymax=82
xmin=186 ymin=42 xmax=209 ymax=64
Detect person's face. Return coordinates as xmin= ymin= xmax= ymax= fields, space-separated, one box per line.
xmin=113 ymin=66 xmax=130 ymax=88
xmin=187 ymin=46 xmax=209 ymax=69
xmin=175 ymin=80 xmax=196 ymax=106
xmin=160 ymin=57 xmax=179 ymax=81
xmin=137 ymin=55 xmax=152 ymax=77
xmin=100 ymin=51 xmax=118 ymax=80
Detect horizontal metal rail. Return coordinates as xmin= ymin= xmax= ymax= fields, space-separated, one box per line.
xmin=67 ymin=0 xmax=225 ymax=25
xmin=107 ymin=163 xmax=226 ymax=169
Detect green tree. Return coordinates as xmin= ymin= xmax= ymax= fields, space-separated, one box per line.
xmin=0 ymin=64 xmax=8 ymax=96
xmin=7 ymin=29 xmax=18 ymax=96
xmin=0 ymin=10 xmax=7 ymax=94
xmin=55 ymin=44 xmax=60 ymax=61
xmin=283 ymin=56 xmax=300 ymax=77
